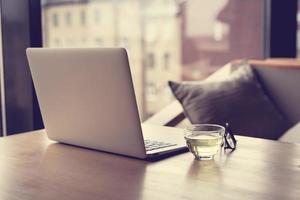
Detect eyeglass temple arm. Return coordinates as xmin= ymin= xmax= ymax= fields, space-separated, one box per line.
xmin=225 ymin=123 xmax=237 ymax=147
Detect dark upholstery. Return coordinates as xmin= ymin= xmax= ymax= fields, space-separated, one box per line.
xmin=169 ymin=64 xmax=289 ymax=140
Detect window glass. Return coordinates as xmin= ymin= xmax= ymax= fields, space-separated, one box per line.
xmin=95 ymin=37 xmax=103 ymax=46
xmin=147 ymin=53 xmax=155 ymax=69
xmin=52 ymin=12 xmax=58 ymax=27
xmin=42 ymin=0 xmax=265 ymax=120
xmin=164 ymin=53 xmax=170 ymax=70
xmin=94 ymin=9 xmax=101 ymax=24
xmin=80 ymin=10 xmax=86 ymax=26
xmin=65 ymin=11 xmax=71 ymax=26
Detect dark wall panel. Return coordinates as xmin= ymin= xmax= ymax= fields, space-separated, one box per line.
xmin=0 ymin=0 xmax=43 ymax=135
xmin=269 ymin=0 xmax=297 ymax=58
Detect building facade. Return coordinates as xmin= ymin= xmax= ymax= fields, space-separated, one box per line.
xmin=42 ymin=0 xmax=182 ymax=120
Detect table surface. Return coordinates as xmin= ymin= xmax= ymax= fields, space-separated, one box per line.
xmin=0 ymin=130 xmax=300 ymax=200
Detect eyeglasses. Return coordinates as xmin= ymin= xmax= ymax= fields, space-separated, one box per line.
xmin=223 ymin=123 xmax=237 ymax=150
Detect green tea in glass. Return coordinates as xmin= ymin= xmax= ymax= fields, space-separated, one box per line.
xmin=185 ymin=124 xmax=225 ymax=160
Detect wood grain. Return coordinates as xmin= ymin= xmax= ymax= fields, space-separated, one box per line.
xmin=0 ymin=130 xmax=300 ymax=200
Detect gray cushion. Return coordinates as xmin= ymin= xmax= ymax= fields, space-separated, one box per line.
xmin=253 ymin=66 xmax=300 ymax=124
xmin=169 ymin=64 xmax=289 ymax=140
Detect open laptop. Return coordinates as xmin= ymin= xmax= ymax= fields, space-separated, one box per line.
xmin=26 ymin=48 xmax=187 ymax=159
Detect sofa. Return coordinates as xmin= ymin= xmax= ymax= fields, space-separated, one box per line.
xmin=145 ymin=59 xmax=300 ymax=143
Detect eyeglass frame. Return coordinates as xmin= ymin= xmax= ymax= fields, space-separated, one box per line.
xmin=223 ymin=123 xmax=237 ymax=150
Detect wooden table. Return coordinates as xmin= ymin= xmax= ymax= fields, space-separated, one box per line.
xmin=0 ymin=130 xmax=300 ymax=200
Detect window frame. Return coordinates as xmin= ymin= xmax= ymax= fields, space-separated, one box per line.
xmin=0 ymin=0 xmax=297 ymax=136
xmin=0 ymin=0 xmax=43 ymax=136
xmin=266 ymin=0 xmax=297 ymax=57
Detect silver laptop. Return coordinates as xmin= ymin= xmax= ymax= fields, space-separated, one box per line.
xmin=26 ymin=48 xmax=186 ymax=159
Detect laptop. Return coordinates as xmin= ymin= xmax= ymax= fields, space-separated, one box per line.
xmin=26 ymin=48 xmax=187 ymax=159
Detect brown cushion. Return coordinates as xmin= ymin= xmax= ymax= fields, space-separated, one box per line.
xmin=169 ymin=64 xmax=289 ymax=140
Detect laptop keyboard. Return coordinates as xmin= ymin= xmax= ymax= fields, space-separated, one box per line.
xmin=144 ymin=140 xmax=177 ymax=151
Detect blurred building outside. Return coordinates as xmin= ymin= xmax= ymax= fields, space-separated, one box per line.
xmin=42 ymin=0 xmax=264 ymax=120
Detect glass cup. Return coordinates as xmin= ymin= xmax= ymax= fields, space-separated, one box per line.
xmin=184 ymin=124 xmax=225 ymax=160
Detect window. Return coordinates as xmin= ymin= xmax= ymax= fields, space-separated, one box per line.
xmin=146 ymin=82 xmax=157 ymax=101
xmin=147 ymin=53 xmax=155 ymax=69
xmin=1 ymin=0 xmax=297 ymax=135
xmin=95 ymin=38 xmax=103 ymax=46
xmin=119 ymin=37 xmax=129 ymax=48
xmin=42 ymin=0 xmax=266 ymax=120
xmin=95 ymin=9 xmax=101 ymax=24
xmin=80 ymin=10 xmax=86 ymax=26
xmin=52 ymin=13 xmax=58 ymax=27
xmin=65 ymin=11 xmax=71 ymax=26
xmin=164 ymin=53 xmax=170 ymax=70
xmin=54 ymin=38 xmax=61 ymax=46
